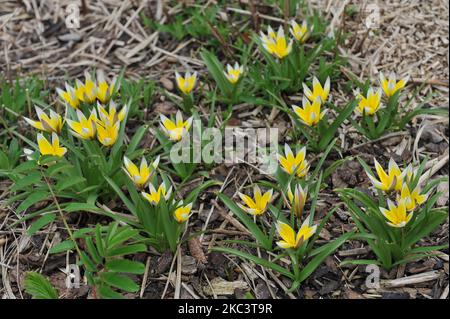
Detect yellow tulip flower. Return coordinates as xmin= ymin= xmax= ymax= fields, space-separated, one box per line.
xmin=367 ymin=158 xmax=405 ymax=192
xmin=276 ymin=216 xmax=317 ymax=249
xmin=380 ymin=199 xmax=413 ymax=228
xmin=356 ymin=88 xmax=382 ymax=115
xmin=379 ymin=72 xmax=409 ymax=98
xmin=66 ymin=109 xmax=97 ymax=140
xmin=290 ymin=20 xmax=310 ymax=43
xmin=277 ymin=144 xmax=310 ymax=178
xmin=303 ymin=76 xmax=330 ymax=103
xmin=37 ymin=132 xmax=67 ymax=157
xmin=292 ymin=97 xmax=327 ymax=127
xmin=96 ymin=120 xmax=120 ymax=147
xmin=24 ymin=106 xmax=63 ymax=134
xmin=287 ymin=183 xmax=308 ymax=218
xmin=96 ymin=74 xmax=117 ymax=104
xmin=238 ymin=185 xmax=273 ymax=216
xmin=142 ymin=182 xmax=172 ymax=205
xmin=123 ymin=156 xmax=159 ymax=188
xmin=174 ymin=202 xmax=193 ymax=223
xmin=224 ymin=62 xmax=244 ymax=84
xmin=160 ymin=111 xmax=193 ymax=142
xmin=97 ymin=101 xmax=127 ymax=125
xmin=397 ymin=184 xmax=428 ymax=211
xmin=175 ymin=72 xmax=197 ymax=95
xmin=76 ymin=72 xmax=97 ymax=103
xmin=57 ymin=83 xmax=84 ymax=109
xmin=260 ymin=26 xmax=293 ymax=59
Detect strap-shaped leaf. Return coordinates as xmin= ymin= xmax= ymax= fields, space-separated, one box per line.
xmin=106 ymin=259 xmax=145 ymax=274
xmin=100 ymin=272 xmax=139 ymax=293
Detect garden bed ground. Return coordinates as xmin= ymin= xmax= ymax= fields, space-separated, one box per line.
xmin=0 ymin=0 xmax=448 ymax=299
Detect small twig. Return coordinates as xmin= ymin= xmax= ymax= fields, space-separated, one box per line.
xmin=381 ymin=271 xmax=442 ymax=288
xmin=174 ymin=249 xmax=182 ymax=299
xmin=139 ymin=256 xmax=151 ymax=298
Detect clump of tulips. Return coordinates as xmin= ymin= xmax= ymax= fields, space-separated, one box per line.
xmin=337 ymin=158 xmax=448 ymax=270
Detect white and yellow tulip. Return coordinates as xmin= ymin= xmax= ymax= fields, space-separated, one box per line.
xmin=142 ymin=182 xmax=172 ymax=205
xmin=96 ymin=120 xmax=120 ymax=147
xmin=123 ymin=156 xmax=159 ymax=189
xmin=224 ymin=63 xmax=244 ymax=84
xmin=397 ymin=184 xmax=428 ymax=211
xmin=24 ymin=106 xmax=63 ymax=134
xmin=287 ymin=183 xmax=308 ymax=218
xmin=380 ymin=199 xmax=413 ymax=228
xmin=238 ymin=185 xmax=273 ymax=216
xmin=292 ymin=96 xmax=327 ymax=127
xmin=303 ymin=76 xmax=330 ymax=103
xmin=37 ymin=132 xmax=67 ymax=157
xmin=356 ymin=88 xmax=382 ymax=115
xmin=97 ymin=101 xmax=127 ymax=125
xmin=276 ymin=216 xmax=317 ymax=249
xmin=290 ymin=20 xmax=310 ymax=43
xmin=96 ymin=73 xmax=117 ymax=104
xmin=367 ymin=158 xmax=406 ymax=192
xmin=57 ymin=83 xmax=84 ymax=109
xmin=160 ymin=111 xmax=193 ymax=142
xmin=174 ymin=202 xmax=193 ymax=223
xmin=277 ymin=144 xmax=310 ymax=178
xmin=260 ymin=26 xmax=293 ymax=59
xmin=66 ymin=109 xmax=97 ymax=140
xmin=175 ymin=72 xmax=197 ymax=95
xmin=379 ymin=72 xmax=409 ymax=98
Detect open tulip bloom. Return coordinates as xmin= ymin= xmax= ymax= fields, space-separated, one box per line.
xmin=351 ymin=78 xmax=406 ymax=139
xmin=260 ymin=26 xmax=293 ymax=60
xmin=276 ymin=217 xmax=316 ymax=249
xmin=303 ymin=77 xmax=330 ymax=103
xmin=142 ymin=181 xmax=171 ymax=205
xmin=355 ymin=88 xmax=382 ymax=116
xmin=66 ymin=109 xmax=97 ymax=140
xmin=366 ymin=158 xmax=406 ymax=192
xmin=238 ymin=185 xmax=273 ymax=216
xmin=160 ymin=111 xmax=193 ymax=142
xmin=174 ymin=202 xmax=193 ymax=223
xmin=57 ymin=82 xmax=84 ymax=109
xmin=351 ymin=71 xmax=445 ymax=140
xmin=292 ymin=96 xmax=327 ymax=127
xmin=397 ymin=184 xmax=428 ymax=211
xmin=37 ymin=132 xmax=67 ymax=158
xmin=380 ymin=199 xmax=413 ymax=228
xmin=97 ymin=101 xmax=127 ymax=125
xmin=290 ymin=20 xmax=310 ymax=43
xmin=123 ymin=156 xmax=159 ymax=189
xmin=380 ymin=72 xmax=409 ymax=98
xmin=290 ymin=84 xmax=357 ymax=152
xmin=277 ymin=144 xmax=310 ymax=178
xmin=224 ymin=62 xmax=244 ymax=84
xmin=175 ymin=71 xmax=197 ymax=95
xmin=96 ymin=119 xmax=120 ymax=147
xmin=24 ymin=106 xmax=64 ymax=134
